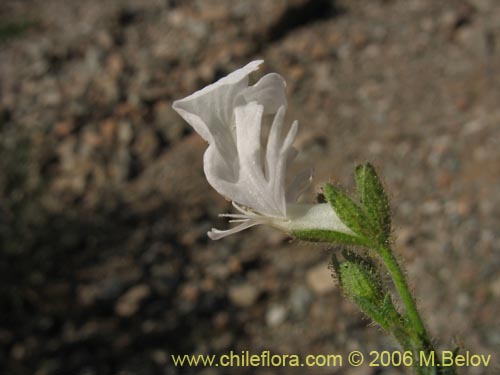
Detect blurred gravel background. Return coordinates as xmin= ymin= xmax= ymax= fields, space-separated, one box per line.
xmin=1 ymin=0 xmax=499 ymax=374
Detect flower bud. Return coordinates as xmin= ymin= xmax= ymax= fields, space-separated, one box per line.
xmin=354 ymin=163 xmax=391 ymax=245
xmin=333 ymin=251 xmax=398 ymax=330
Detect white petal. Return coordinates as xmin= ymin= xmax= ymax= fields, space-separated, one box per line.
xmin=234 ymin=102 xmax=281 ymax=215
xmin=204 ymin=145 xmax=240 ymax=194
xmin=235 ymin=102 xmax=264 ymax=172
xmin=238 ymin=73 xmax=287 ymax=115
xmin=171 ymin=60 xmax=263 ymax=149
xmin=270 ymin=120 xmax=299 ymax=216
xmin=265 ymin=106 xmax=286 ymax=180
xmin=172 ymin=60 xmax=319 ymax=242
xmin=281 ymin=120 xmax=298 ymax=153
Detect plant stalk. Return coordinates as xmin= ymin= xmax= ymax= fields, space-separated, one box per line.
xmin=377 ymin=245 xmax=456 ymax=375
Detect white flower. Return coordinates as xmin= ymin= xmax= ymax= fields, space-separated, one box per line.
xmin=172 ymin=60 xmax=353 ymax=240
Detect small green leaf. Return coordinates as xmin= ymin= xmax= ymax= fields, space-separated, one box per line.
xmin=332 ymin=251 xmax=399 ymax=330
xmin=338 ymin=250 xmax=383 ymax=298
xmin=323 ymin=183 xmax=377 ymax=242
xmin=355 ymin=163 xmax=391 ymax=245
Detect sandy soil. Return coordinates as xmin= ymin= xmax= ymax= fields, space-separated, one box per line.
xmin=0 ymin=0 xmax=499 ymax=374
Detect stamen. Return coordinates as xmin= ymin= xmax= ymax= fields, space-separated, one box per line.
xmin=219 ymin=213 xmax=252 ymax=219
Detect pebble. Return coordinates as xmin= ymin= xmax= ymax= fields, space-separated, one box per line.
xmin=2 ymin=1 xmax=500 ymax=373
xmin=228 ymin=283 xmax=260 ymax=307
xmin=115 ymin=284 xmax=151 ymax=317
xmin=489 ymin=276 xmax=500 ymax=298
xmin=266 ymin=304 xmax=287 ymax=327
xmin=289 ymin=285 xmax=313 ymax=317
xmin=151 ymin=350 xmax=168 ymax=365
xmin=11 ymin=343 xmax=26 ymax=360
xmin=133 ymin=128 xmax=158 ymax=163
xmin=306 ymin=263 xmax=335 ymax=295
xmin=421 ymin=200 xmax=441 ymax=215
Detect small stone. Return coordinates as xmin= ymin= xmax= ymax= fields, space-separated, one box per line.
xmin=306 ymin=263 xmax=335 ymax=295
xmin=351 ymin=28 xmax=368 ymax=49
xmin=53 ymin=120 xmax=75 ymax=137
xmin=463 ymin=119 xmax=484 ymax=135
xmin=490 ymin=277 xmax=500 ymax=298
xmin=266 ymin=304 xmax=287 ymax=327
xmin=395 ymin=226 xmax=415 ymax=249
xmin=105 ymin=52 xmax=124 ymax=78
xmin=42 ymin=87 xmax=62 ymax=106
xmin=180 ymin=283 xmax=199 ymax=303
xmin=151 ymin=350 xmax=168 ymax=365
xmin=213 ymin=312 xmax=230 ymax=329
xmin=228 ymin=283 xmax=259 ymax=307
xmin=155 ymin=101 xmax=186 ymax=142
xmin=368 ymin=141 xmax=382 ymax=155
xmin=11 ymin=343 xmax=26 ymax=360
xmin=421 ymin=200 xmax=441 ymax=215
xmin=78 ymin=284 xmax=100 ymax=306
xmin=141 ymin=320 xmax=156 ymax=334
xmin=227 ymin=257 xmax=242 ymax=274
xmin=212 ymin=332 xmax=233 ymax=351
xmin=363 ymin=43 xmax=381 ymax=58
xmin=100 ymin=118 xmax=117 ymax=145
xmin=89 ymin=74 xmax=119 ymax=106
xmin=117 ymin=121 xmax=133 ymax=144
xmin=289 ymin=285 xmax=313 ymax=316
xmin=265 ymin=230 xmax=289 ymax=246
xmin=95 ymin=30 xmax=114 ymax=49
xmin=115 ymin=284 xmax=151 ymax=317
xmin=133 ymin=128 xmax=158 ymax=163
xmin=152 ymin=263 xmax=176 ymax=279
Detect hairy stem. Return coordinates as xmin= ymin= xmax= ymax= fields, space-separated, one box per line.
xmin=377 ymin=245 xmax=456 ymax=375
xmin=377 ymin=245 xmax=430 ymax=345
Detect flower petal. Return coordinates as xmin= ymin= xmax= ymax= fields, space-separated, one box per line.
xmin=281 ymin=120 xmax=299 ymax=153
xmin=172 ymin=60 xmax=263 ymax=159
xmin=234 ymin=102 xmax=282 ymax=215
xmin=265 ymin=105 xmax=286 ymax=180
xmin=238 ymin=73 xmax=287 ymax=115
xmin=204 ymin=144 xmax=240 ymax=194
xmin=270 ymin=119 xmax=299 ymax=216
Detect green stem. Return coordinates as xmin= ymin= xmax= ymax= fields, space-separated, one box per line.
xmin=377 ymin=245 xmax=430 ymax=346
xmin=376 ymin=245 xmax=456 ymax=375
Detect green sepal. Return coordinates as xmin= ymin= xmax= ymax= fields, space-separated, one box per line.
xmin=381 ymin=293 xmax=401 ymax=324
xmin=323 ymin=183 xmax=377 ymax=242
xmin=332 ymin=251 xmax=399 ymax=331
xmin=355 ymin=163 xmax=391 ymax=245
xmin=292 ymin=229 xmax=368 ymax=246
